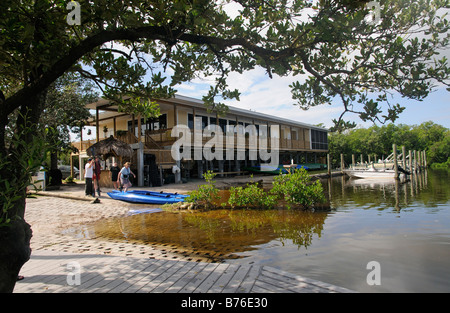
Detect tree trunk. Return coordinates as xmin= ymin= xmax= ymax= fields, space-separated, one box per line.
xmin=0 ymin=216 xmax=32 ymax=293
xmin=0 ymin=87 xmax=44 ymax=292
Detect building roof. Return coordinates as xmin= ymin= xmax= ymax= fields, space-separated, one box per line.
xmin=86 ymin=94 xmax=329 ymax=132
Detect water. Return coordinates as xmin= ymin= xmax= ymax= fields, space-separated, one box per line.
xmin=84 ymin=170 xmax=450 ymax=292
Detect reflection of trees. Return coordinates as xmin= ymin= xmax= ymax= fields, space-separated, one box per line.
xmin=269 ymin=211 xmax=327 ymax=248
xmin=183 ymin=215 xmax=221 ymax=244
xmin=184 ymin=209 xmax=328 ymax=250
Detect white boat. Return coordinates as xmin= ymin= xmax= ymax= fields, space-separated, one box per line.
xmin=344 ymin=167 xmax=401 ymax=179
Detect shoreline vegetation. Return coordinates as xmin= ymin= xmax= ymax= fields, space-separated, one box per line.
xmin=430 ymin=157 xmax=450 ymax=170
xmin=163 ymin=169 xmax=329 ymax=212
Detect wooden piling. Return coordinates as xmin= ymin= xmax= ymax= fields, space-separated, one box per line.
xmin=340 ymin=154 xmax=345 ymax=174
xmin=414 ymin=150 xmax=417 ymax=173
xmin=402 ymin=146 xmax=407 ymax=169
xmin=409 ymin=150 xmax=412 ymax=172
xmin=393 ymin=144 xmax=399 ymax=179
xmin=352 ymin=154 xmax=355 ymax=169
xmin=417 ymin=151 xmax=422 ymax=171
xmin=327 ymin=154 xmax=331 ymax=177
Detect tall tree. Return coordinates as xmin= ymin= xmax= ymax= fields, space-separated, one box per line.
xmin=328 ymin=121 xmax=450 ymax=166
xmin=0 ymin=0 xmax=448 ymax=292
xmin=41 ymin=73 xmax=97 ymax=172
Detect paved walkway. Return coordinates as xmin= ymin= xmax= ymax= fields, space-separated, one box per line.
xmin=14 ymin=250 xmax=355 ymax=293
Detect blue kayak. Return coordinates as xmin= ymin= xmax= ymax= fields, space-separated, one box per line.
xmin=107 ymin=190 xmax=188 ymax=204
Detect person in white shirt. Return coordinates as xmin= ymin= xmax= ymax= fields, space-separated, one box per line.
xmin=85 ymin=158 xmax=94 ymax=196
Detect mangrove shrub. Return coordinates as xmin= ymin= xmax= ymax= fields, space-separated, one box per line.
xmin=272 ymin=168 xmax=326 ymax=209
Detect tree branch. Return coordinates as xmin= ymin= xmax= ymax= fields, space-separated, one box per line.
xmin=3 ymin=25 xmax=296 ymax=117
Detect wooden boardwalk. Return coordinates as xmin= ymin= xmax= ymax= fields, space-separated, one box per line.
xmin=14 ymin=250 xmax=355 ymax=293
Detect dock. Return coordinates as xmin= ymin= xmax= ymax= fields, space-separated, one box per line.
xmin=14 ymin=250 xmax=355 ymax=293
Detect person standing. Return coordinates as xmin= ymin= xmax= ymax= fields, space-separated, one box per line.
xmin=118 ymin=162 xmax=136 ymax=192
xmin=92 ymin=155 xmax=102 ymax=196
xmin=84 ymin=158 xmax=94 ymax=196
xmin=110 ymin=162 xmax=121 ymax=190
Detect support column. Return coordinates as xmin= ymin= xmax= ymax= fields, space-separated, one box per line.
xmin=137 ymin=142 xmax=144 ymax=187
xmin=137 ymin=115 xmax=142 ymax=143
xmin=197 ymin=160 xmax=204 ymax=178
xmin=96 ymin=107 xmax=99 ymax=142
xmin=218 ymin=160 xmax=224 ymax=177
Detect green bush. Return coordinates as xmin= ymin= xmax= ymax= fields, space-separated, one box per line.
xmin=228 ymin=183 xmax=277 ymax=209
xmin=271 ymin=168 xmax=326 ymax=209
xmin=64 ymin=175 xmax=75 ymax=183
xmin=187 ymin=168 xmax=327 ymax=211
xmin=430 ymin=157 xmax=450 ymax=169
xmin=186 ymin=171 xmax=219 ymax=209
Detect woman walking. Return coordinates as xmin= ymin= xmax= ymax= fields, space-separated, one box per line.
xmin=118 ymin=162 xmax=136 ymax=192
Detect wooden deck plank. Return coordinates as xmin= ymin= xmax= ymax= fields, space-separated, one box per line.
xmin=221 ymin=265 xmax=252 ymax=293
xmin=179 ymin=263 xmax=220 ymax=293
xmin=206 ymin=263 xmax=237 ymax=293
xmin=150 ymin=261 xmax=198 ymax=293
xmin=238 ymin=264 xmax=261 ymax=293
xmin=115 ymin=259 xmax=170 ymax=293
xmin=164 ymin=262 xmax=209 ymax=293
xmin=135 ymin=259 xmax=183 ymax=293
xmin=193 ymin=263 xmax=230 ymax=293
xmin=142 ymin=261 xmax=188 ymax=293
xmin=14 ymin=250 xmax=355 ymax=293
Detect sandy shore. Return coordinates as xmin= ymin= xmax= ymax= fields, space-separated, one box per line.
xmin=25 ymin=175 xmax=277 ymax=262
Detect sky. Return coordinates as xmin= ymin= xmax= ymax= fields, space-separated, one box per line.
xmin=173 ymin=68 xmax=450 ymax=130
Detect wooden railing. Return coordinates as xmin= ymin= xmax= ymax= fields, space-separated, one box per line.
xmin=158 ymin=130 xmax=317 ymax=151
xmin=73 ymin=130 xmax=323 ymax=153
xmin=144 ymin=128 xmax=175 ymax=148
xmin=151 ymin=149 xmax=176 ymax=165
xmin=116 ymin=131 xmax=138 ymax=145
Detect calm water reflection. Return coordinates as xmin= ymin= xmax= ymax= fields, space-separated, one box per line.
xmin=87 ymin=169 xmax=450 ymax=292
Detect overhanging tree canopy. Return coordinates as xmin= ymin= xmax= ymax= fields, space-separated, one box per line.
xmin=0 ymin=0 xmax=449 ymax=292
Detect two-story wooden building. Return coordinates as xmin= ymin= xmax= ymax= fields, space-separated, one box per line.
xmin=72 ymin=94 xmax=328 ymax=187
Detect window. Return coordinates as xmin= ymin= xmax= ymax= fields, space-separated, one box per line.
xmin=219 ymin=119 xmax=227 ymax=132
xmin=128 ymin=114 xmax=167 ymax=135
xmin=311 ymin=129 xmax=328 ymax=150
xmin=201 ymin=116 xmax=208 ymax=129
xmin=188 ymin=113 xmax=194 ymax=129
xmin=226 ymin=120 xmax=236 ymax=134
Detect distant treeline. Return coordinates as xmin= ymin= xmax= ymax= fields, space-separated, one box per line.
xmin=328 ymin=121 xmax=450 ymax=168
